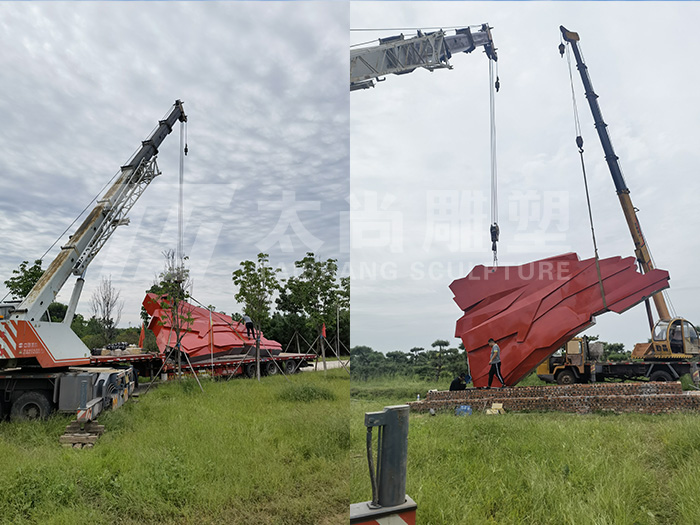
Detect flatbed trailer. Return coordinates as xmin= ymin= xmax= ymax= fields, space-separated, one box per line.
xmin=594 ymin=360 xmax=697 ymax=383
xmin=536 ymin=339 xmax=700 ymax=385
xmin=91 ymin=351 xmax=317 ymax=381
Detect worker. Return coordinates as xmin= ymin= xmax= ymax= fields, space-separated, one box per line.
xmin=671 ymin=325 xmax=683 ymax=353
xmin=242 ymin=314 xmax=254 ymax=339
xmin=449 ymin=372 xmax=468 ymax=391
xmin=487 ymin=338 xmax=506 ymax=388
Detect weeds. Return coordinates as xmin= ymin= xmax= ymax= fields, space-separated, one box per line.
xmin=352 ymin=376 xmax=700 ymax=525
xmin=277 ymin=383 xmax=336 ymax=403
xmin=0 ymin=370 xmax=349 ymax=525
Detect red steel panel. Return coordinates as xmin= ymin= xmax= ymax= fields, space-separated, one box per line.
xmin=450 ymin=253 xmax=670 ymax=387
xmin=142 ymin=294 xmax=282 ymax=360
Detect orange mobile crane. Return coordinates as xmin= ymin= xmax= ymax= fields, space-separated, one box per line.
xmin=0 ymin=101 xmax=186 ymax=421
xmin=560 ymin=26 xmax=699 ymax=361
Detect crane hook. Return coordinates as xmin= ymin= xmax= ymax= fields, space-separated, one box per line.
xmin=490 ymin=223 xmax=500 ymax=267
xmin=495 ymin=76 xmax=500 ymax=93
xmin=559 ymin=42 xmax=566 ymax=57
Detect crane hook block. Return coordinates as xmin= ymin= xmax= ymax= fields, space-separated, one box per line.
xmin=495 ymin=76 xmax=500 ymax=92
xmin=576 ymin=135 xmax=584 ymax=152
xmin=490 ymin=223 xmax=500 ymax=251
xmin=559 ymin=42 xmax=566 ymax=57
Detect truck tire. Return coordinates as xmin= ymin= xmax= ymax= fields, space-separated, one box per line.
xmin=244 ymin=363 xmax=257 ymax=378
xmin=649 ymin=370 xmax=673 ymax=382
xmin=556 ymin=370 xmax=576 ymax=385
xmin=10 ymin=392 xmax=53 ymax=421
xmin=286 ymin=360 xmax=298 ymax=374
xmin=264 ymin=361 xmax=278 ymax=376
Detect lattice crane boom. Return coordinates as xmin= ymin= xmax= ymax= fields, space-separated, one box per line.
xmin=351 ymin=24 xmax=496 ymax=91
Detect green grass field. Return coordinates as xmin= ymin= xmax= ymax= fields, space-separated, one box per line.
xmin=0 ymin=370 xmax=349 ymax=525
xmin=351 ymin=376 xmax=700 ymax=525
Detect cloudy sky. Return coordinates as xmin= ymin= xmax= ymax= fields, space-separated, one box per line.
xmin=351 ymin=2 xmax=700 ymax=353
xmin=0 ymin=2 xmax=348 ymax=328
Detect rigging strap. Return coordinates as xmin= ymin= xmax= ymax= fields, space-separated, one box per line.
xmin=562 ymin=39 xmax=607 ymax=310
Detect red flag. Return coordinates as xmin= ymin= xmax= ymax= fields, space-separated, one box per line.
xmin=138 ymin=322 xmax=145 ymax=348
xmin=322 ymin=323 xmax=326 ymax=338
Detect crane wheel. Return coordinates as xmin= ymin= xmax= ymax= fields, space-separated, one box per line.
xmin=11 ymin=392 xmax=53 ymax=421
xmin=556 ymin=370 xmax=576 ymax=385
xmin=649 ymin=370 xmax=673 ymax=382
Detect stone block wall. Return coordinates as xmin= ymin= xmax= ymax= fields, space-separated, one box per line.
xmin=408 ymin=382 xmax=700 ymax=415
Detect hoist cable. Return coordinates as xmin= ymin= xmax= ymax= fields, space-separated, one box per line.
xmin=578 ymin=147 xmax=608 ymax=311
xmin=488 ymin=58 xmax=499 ymax=266
xmin=177 ymin=120 xmax=186 ymax=268
xmin=563 ymin=40 xmax=607 ymax=310
xmin=640 ymin=222 xmax=677 ymax=317
xmin=563 ymin=41 xmax=583 ymax=139
xmin=1 ymin=169 xmax=122 ymax=304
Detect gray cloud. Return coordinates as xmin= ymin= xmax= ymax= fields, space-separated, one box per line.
xmin=0 ymin=2 xmax=348 ymax=328
xmin=351 ymin=2 xmax=700 ymax=354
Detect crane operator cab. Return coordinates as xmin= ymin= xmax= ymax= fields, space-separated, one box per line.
xmin=0 ymin=302 xmax=20 ymax=321
xmin=633 ymin=318 xmax=700 ymax=359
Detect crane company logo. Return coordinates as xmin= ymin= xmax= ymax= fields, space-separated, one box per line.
xmin=17 ymin=341 xmax=40 ymax=355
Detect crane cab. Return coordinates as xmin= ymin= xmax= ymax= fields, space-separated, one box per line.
xmin=632 ymin=318 xmax=700 ymax=359
xmin=0 ymin=302 xmax=19 ymax=320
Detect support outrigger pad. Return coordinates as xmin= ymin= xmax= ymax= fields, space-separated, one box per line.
xmin=60 ymin=420 xmax=105 ymax=449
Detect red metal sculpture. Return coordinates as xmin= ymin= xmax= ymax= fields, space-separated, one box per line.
xmin=143 ymin=293 xmax=282 ymax=362
xmin=450 ymin=253 xmax=670 ymax=387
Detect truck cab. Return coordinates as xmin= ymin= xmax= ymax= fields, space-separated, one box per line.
xmin=632 ymin=318 xmax=700 ymax=359
xmin=536 ymin=338 xmax=592 ymax=385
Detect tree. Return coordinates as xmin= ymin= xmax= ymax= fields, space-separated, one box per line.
xmin=603 ymin=342 xmax=627 ymax=361
xmin=277 ymin=253 xmax=346 ymax=350
xmin=142 ymin=250 xmax=193 ymax=320
xmin=386 ymin=351 xmax=410 ymax=376
xmin=350 ymin=346 xmax=389 ymax=381
xmin=3 ymin=259 xmax=79 ymax=329
xmin=142 ymin=250 xmax=195 ymax=377
xmin=4 ymin=259 xmax=43 ymax=299
xmin=89 ymin=276 xmax=124 ymax=343
xmin=443 ymin=346 xmax=466 ymax=379
xmin=48 ymin=302 xmax=67 ymax=322
xmin=266 ymin=311 xmax=310 ymax=351
xmin=231 ymin=253 xmax=281 ymax=333
xmin=408 ymin=347 xmax=425 ymax=364
xmin=430 ymin=339 xmax=450 ymax=381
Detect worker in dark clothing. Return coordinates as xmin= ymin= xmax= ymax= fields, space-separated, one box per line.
xmin=487 ymin=338 xmax=506 ymax=388
xmin=450 ymin=372 xmax=468 ymax=391
xmin=242 ymin=314 xmax=255 ymax=339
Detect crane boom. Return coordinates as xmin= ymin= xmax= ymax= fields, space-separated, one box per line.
xmin=12 ymin=100 xmax=187 ymax=325
xmin=351 ymin=24 xmax=496 ymax=91
xmin=0 ymin=100 xmax=186 ymax=369
xmin=560 ymin=27 xmax=671 ymax=322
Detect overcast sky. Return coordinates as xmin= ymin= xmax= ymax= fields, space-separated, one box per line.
xmin=0 ymin=2 xmax=348 ymax=329
xmin=350 ymin=2 xmax=700 ymax=354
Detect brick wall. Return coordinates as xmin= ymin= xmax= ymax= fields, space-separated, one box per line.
xmin=408 ymin=382 xmax=700 ymax=415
